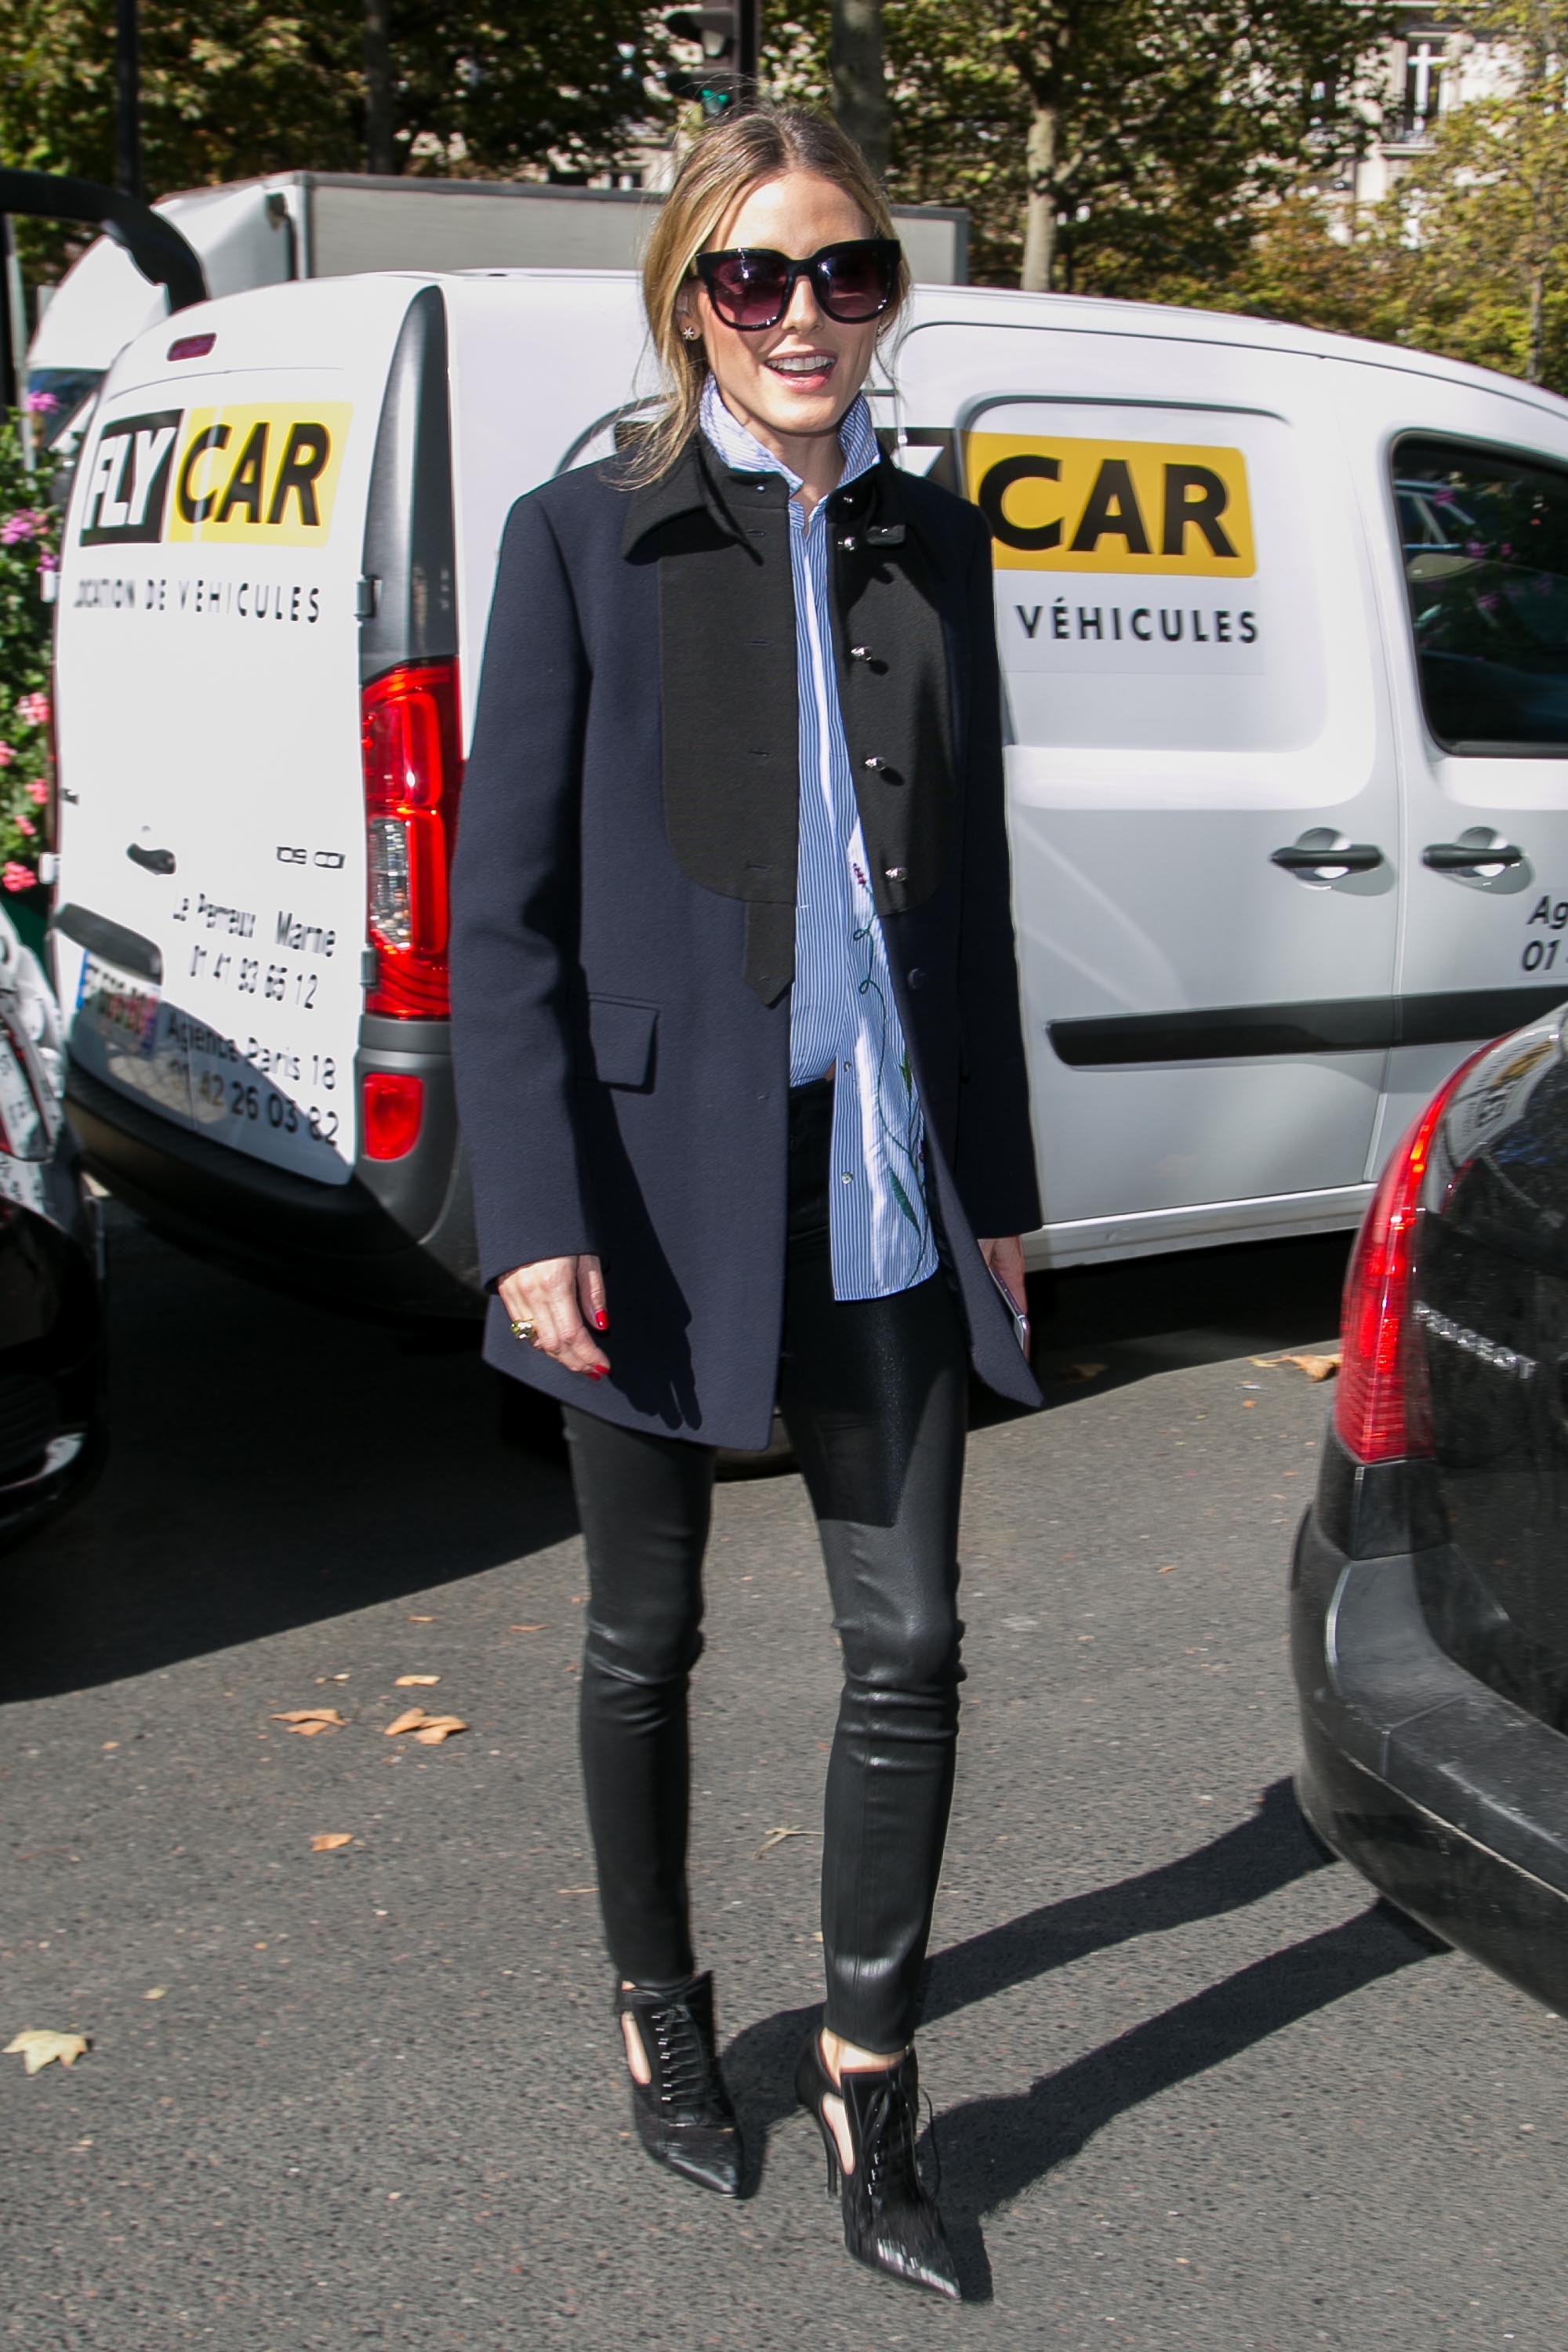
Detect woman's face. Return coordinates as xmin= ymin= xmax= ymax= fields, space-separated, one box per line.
xmin=680 ymin=169 xmax=882 ymax=459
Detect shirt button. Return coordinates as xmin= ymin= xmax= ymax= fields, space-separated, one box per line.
xmin=843 ymin=1060 xmax=852 ymax=1075
xmin=840 ymin=1171 xmax=855 ymax=1183
xmin=886 ymin=866 xmax=908 ymax=880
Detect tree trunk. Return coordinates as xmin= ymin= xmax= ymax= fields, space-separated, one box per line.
xmin=364 ymin=0 xmax=397 ymax=176
xmin=1022 ymin=100 xmax=1058 ymax=292
xmin=831 ymin=0 xmax=890 ymax=183
xmin=1527 ymin=257 xmax=1547 ymax=382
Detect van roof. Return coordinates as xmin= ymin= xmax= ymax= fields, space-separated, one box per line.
xmin=89 ymin=262 xmax=1568 ymax=440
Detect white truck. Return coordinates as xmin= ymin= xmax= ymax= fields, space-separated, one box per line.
xmin=25 ymin=171 xmax=967 ymax=447
xmin=46 ymin=263 xmax=1568 ymax=1308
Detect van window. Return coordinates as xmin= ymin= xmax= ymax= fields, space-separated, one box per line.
xmin=1393 ymin=435 xmax=1568 ymax=756
xmin=967 ymin=401 xmax=1324 ymax=754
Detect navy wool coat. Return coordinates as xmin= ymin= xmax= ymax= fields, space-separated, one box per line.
xmin=448 ymin=433 xmax=1044 ymax=1450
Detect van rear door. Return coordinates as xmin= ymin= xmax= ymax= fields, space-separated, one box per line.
xmin=53 ymin=279 xmax=419 ymax=1186
xmin=1337 ymin=363 xmax=1568 ymax=1163
xmin=896 ymin=317 xmax=1399 ymax=1262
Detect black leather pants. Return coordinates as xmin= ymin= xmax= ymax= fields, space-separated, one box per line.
xmin=562 ymin=1079 xmax=969 ymax=2053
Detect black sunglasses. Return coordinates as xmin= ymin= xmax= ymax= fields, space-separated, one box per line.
xmin=692 ymin=238 xmax=902 ymax=332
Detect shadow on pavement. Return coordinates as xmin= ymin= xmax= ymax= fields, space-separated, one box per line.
xmin=722 ymin=1781 xmax=1437 ymax=2299
xmin=2 ymin=1212 xmax=577 ymax=1704
xmin=965 ymin=1229 xmax=1355 ymax=1432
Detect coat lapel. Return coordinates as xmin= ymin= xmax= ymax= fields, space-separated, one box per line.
xmin=619 ymin=437 xmax=960 ymax=1004
xmin=624 ymin=437 xmax=800 ymax=1006
xmin=829 ymin=459 xmax=957 ymax=925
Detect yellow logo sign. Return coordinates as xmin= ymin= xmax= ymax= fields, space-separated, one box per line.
xmin=167 ymin=405 xmax=351 ymax=546
xmin=966 ymin=434 xmax=1256 ymax=577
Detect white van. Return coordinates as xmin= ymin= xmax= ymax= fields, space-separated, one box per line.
xmin=49 ymin=269 xmax=1568 ymax=1306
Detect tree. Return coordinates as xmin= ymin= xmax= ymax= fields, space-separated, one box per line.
xmin=831 ymin=0 xmax=889 ymax=183
xmin=769 ymin=0 xmax=1392 ymax=292
xmin=1385 ymin=0 xmax=1568 ymax=385
xmin=0 ymin=0 xmax=671 ymax=216
xmin=1212 ymin=2 xmax=1568 ymax=397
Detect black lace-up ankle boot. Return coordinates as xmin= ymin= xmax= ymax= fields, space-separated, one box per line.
xmin=796 ymin=2031 xmax=959 ymax=2299
xmin=615 ymin=1972 xmax=742 ymax=2197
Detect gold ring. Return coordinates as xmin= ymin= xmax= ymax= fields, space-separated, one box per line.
xmin=510 ymin=1318 xmax=539 ymax=1345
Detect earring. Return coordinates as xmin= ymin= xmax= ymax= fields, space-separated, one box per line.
xmin=681 ymin=325 xmax=699 ymax=342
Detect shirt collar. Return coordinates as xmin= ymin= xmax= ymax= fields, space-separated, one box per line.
xmin=699 ymin=374 xmax=880 ymax=501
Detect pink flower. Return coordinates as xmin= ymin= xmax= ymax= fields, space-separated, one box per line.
xmin=37 ymin=550 xmax=58 ymax=575
xmin=24 ymin=390 xmax=59 ymax=416
xmin=26 ymin=780 xmax=48 ymax=805
xmin=0 ymin=510 xmax=44 ymax=547
xmin=0 ymin=744 xmax=13 ymax=770
xmin=3 ymin=862 xmax=34 ymax=894
xmin=15 ymin=817 xmax=34 ymax=838
xmin=16 ymin=693 xmax=50 ymax=728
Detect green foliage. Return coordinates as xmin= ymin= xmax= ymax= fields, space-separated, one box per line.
xmin=0 ymin=0 xmax=672 ymax=283
xmin=0 ymin=409 xmax=58 ymax=895
xmin=768 ymin=0 xmax=1392 ymax=290
xmin=1212 ymin=2 xmax=1568 ymax=394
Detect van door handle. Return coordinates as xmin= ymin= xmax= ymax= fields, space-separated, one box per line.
xmin=126 ymin=842 xmax=177 ymax=876
xmin=1424 ymin=839 xmax=1524 ymax=873
xmin=1271 ymin=840 xmax=1384 ymax=876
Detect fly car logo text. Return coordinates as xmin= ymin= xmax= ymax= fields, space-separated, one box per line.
xmin=79 ymin=405 xmax=352 ymax=550
xmin=965 ymin=434 xmax=1257 ymax=578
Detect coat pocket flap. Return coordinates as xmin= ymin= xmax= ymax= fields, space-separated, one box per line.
xmin=586 ymin=994 xmax=658 ymax=1090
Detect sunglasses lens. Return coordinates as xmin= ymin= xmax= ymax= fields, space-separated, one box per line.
xmin=818 ymin=245 xmax=893 ymax=321
xmin=706 ymin=255 xmax=789 ymax=328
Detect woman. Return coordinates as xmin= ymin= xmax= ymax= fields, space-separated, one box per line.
xmin=450 ymin=105 xmax=1041 ymax=2299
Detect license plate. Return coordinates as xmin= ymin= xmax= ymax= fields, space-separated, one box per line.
xmin=74 ymin=953 xmax=160 ymax=1055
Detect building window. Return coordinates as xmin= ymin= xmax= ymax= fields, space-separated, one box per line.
xmin=1403 ymin=38 xmax=1445 ymax=140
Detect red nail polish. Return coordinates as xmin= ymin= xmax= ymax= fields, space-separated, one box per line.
xmin=595 ymin=1312 xmax=609 ymax=1331
xmin=589 ymin=1367 xmax=606 ymax=1381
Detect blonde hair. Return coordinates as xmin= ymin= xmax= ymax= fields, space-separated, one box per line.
xmin=630 ymin=105 xmax=909 ymax=485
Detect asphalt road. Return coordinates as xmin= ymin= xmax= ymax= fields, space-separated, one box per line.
xmin=4 ymin=1213 xmax=1565 ymax=2350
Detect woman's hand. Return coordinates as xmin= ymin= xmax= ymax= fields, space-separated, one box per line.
xmin=497 ymin=1254 xmax=610 ymax=1379
xmin=978 ymin=1235 xmax=1027 ymax=1317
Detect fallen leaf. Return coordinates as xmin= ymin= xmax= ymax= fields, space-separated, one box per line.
xmin=412 ymin=1715 xmax=469 ymax=1745
xmin=385 ymin=1708 xmax=430 ymax=1737
xmin=143 ymin=1987 xmax=168 ymax=2001
xmin=1057 ymin=1361 xmax=1107 ymax=1384
xmin=510 ymin=1625 xmax=544 ymax=1634
xmin=1252 ymin=1351 xmax=1341 ymax=1381
xmin=270 ymin=1709 xmax=347 ymax=1737
xmin=6 ymin=2030 xmax=89 ymax=2075
xmin=394 ymin=1675 xmax=441 ymax=1687
xmin=310 ymin=1833 xmax=354 ymax=1853
xmin=407 ymin=1614 xmax=435 ymax=1623
xmin=753 ymin=1825 xmax=811 ymax=1859
xmin=1159 ymin=1564 xmax=1178 ymax=1575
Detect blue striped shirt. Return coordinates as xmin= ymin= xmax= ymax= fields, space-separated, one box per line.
xmin=700 ymin=378 xmax=938 ymax=1302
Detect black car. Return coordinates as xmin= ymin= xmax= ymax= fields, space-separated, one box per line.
xmin=0 ymin=913 xmax=106 ymax=1548
xmin=1292 ymin=1001 xmax=1568 ymax=2006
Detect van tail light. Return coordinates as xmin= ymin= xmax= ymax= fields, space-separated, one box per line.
xmin=1335 ymin=1047 xmax=1490 ymax=1465
xmin=361 ymin=1071 xmax=425 ymax=1160
xmin=361 ymin=660 xmax=463 ymax=1018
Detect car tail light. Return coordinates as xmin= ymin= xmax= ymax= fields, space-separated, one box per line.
xmin=361 ymin=1071 xmax=425 ymax=1160
xmin=1335 ymin=1047 xmax=1490 ymax=1465
xmin=361 ymin=660 xmax=463 ymax=1018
